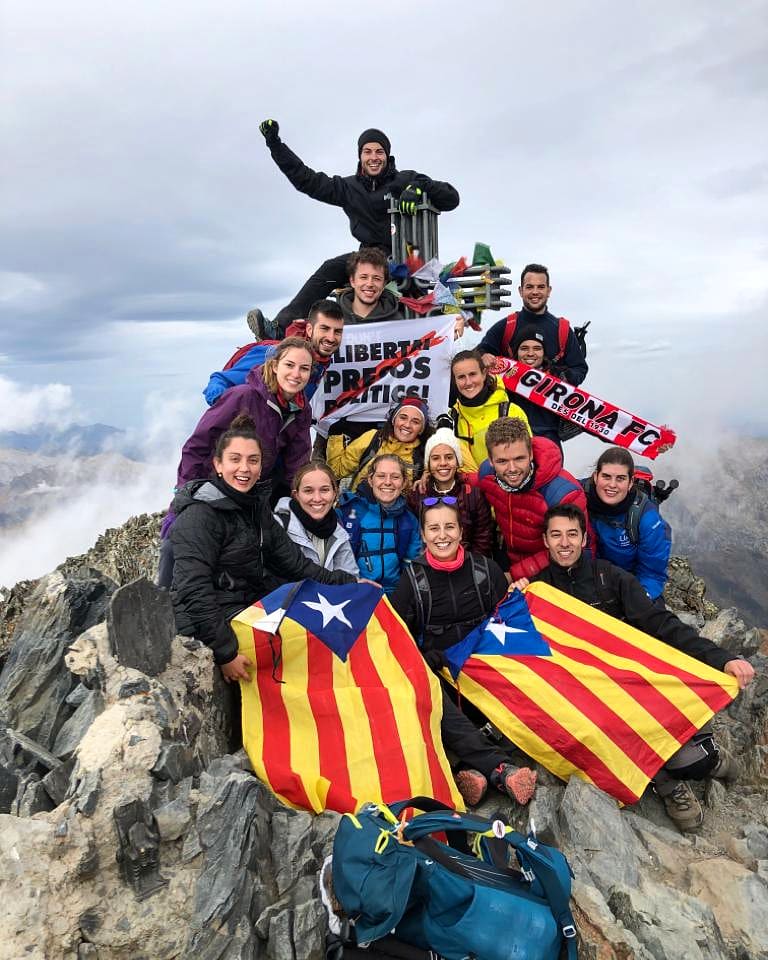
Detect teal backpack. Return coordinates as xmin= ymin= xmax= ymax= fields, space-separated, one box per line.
xmin=332 ymin=797 xmax=577 ymax=960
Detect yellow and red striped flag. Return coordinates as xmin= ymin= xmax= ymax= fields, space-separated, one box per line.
xmin=231 ymin=581 xmax=463 ymax=814
xmin=446 ymin=581 xmax=738 ymax=804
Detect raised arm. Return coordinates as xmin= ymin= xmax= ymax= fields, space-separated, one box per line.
xmin=260 ymin=119 xmax=346 ymax=207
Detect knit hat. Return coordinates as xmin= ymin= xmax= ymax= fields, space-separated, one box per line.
xmin=509 ymin=324 xmax=545 ymax=359
xmin=358 ymin=128 xmax=391 ymax=158
xmin=389 ymin=395 xmax=429 ymax=426
xmin=424 ymin=428 xmax=461 ymax=466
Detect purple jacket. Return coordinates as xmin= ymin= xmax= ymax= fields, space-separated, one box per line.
xmin=176 ymin=365 xmax=311 ymax=489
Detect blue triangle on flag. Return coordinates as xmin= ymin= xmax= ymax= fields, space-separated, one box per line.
xmin=283 ymin=581 xmax=383 ymax=661
xmin=443 ymin=589 xmax=551 ymax=677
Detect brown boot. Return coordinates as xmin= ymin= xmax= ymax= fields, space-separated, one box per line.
xmin=662 ymin=781 xmax=703 ymax=832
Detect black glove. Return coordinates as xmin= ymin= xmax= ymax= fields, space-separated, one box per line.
xmin=259 ymin=119 xmax=280 ymax=146
xmin=399 ymin=184 xmax=423 ymax=215
xmin=424 ymin=648 xmax=447 ymax=674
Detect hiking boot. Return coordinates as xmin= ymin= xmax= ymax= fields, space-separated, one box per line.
xmin=247 ymin=308 xmax=280 ymax=340
xmin=662 ymin=781 xmax=704 ymax=832
xmin=710 ymin=747 xmax=742 ymax=783
xmin=493 ymin=763 xmax=537 ymax=805
xmin=455 ymin=769 xmax=488 ymax=806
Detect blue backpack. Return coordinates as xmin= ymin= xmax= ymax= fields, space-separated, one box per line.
xmin=332 ymin=798 xmax=577 ymax=960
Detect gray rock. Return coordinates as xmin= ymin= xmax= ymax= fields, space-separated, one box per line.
xmin=558 ymin=777 xmax=648 ymax=895
xmin=153 ymin=796 xmax=192 ymax=841
xmin=0 ymin=570 xmax=112 ymax=750
xmin=65 ymin=683 xmax=90 ymax=708
xmin=52 ymin=689 xmax=104 ymax=760
xmin=152 ymin=742 xmax=200 ymax=783
xmin=609 ymin=879 xmax=728 ymax=959
xmin=700 ymin=607 xmax=762 ymax=657
xmin=703 ymin=776 xmax=727 ymax=808
xmin=72 ymin=768 xmax=101 ymax=817
xmin=743 ymin=822 xmax=768 ymax=860
xmin=571 ymin=880 xmax=654 ymax=960
xmin=13 ymin=774 xmax=54 ymax=816
xmin=270 ymin=810 xmax=314 ymax=896
xmin=0 ymin=763 xmax=19 ymax=813
xmin=106 ymin=577 xmax=174 ymax=676
xmin=118 ymin=678 xmax=151 ymax=699
xmin=687 ymin=857 xmax=768 ymax=957
xmin=527 ymin=783 xmax=564 ymax=846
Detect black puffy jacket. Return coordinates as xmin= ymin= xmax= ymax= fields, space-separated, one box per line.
xmin=170 ymin=478 xmax=356 ymax=664
xmin=267 ymin=140 xmax=460 ymax=250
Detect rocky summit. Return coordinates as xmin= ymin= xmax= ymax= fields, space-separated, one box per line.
xmin=0 ymin=514 xmax=766 ymax=960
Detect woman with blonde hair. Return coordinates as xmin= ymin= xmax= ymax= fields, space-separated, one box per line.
xmin=337 ymin=453 xmax=422 ymax=594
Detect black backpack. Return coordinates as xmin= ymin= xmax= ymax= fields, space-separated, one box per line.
xmin=405 ymin=554 xmax=495 ymax=643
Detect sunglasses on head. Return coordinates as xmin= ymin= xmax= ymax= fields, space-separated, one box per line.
xmin=422 ymin=496 xmax=458 ymax=507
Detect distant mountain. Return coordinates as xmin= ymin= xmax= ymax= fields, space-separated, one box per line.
xmin=664 ymin=437 xmax=768 ymax=627
xmin=0 ymin=423 xmax=129 ymax=457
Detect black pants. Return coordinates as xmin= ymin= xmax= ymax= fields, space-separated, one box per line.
xmin=275 ymin=252 xmax=352 ymax=330
xmin=440 ymin=695 xmax=506 ymax=779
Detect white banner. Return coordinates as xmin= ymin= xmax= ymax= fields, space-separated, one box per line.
xmin=311 ymin=316 xmax=454 ymax=437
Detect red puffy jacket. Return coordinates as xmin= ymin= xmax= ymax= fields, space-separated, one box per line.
xmin=478 ymin=437 xmax=588 ymax=579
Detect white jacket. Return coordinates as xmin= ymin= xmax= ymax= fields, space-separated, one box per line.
xmin=273 ymin=498 xmax=359 ymax=576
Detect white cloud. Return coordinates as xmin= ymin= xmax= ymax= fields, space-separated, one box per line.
xmin=0 ymin=374 xmax=78 ymax=430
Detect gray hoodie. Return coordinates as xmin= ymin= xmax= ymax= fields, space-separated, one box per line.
xmin=273 ymin=498 xmax=359 ymax=576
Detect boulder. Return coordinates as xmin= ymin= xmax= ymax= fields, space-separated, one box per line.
xmin=687 ymin=857 xmax=768 ymax=957
xmin=106 ymin=577 xmax=174 ymax=676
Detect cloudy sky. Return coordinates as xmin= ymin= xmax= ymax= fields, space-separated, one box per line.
xmin=1 ymin=3 xmax=766 ymax=468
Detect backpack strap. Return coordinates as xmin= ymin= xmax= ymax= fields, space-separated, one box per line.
xmin=554 ymin=317 xmax=571 ymax=363
xmin=499 ymin=312 xmax=520 ymax=357
xmin=467 ymin=553 xmax=494 ymax=617
xmin=405 ymin=563 xmax=432 ymax=644
xmin=625 ymin=489 xmax=650 ymax=546
xmin=351 ymin=432 xmax=384 ymax=488
xmin=498 ymin=400 xmax=510 ymax=418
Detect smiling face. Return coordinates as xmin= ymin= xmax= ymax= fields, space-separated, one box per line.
xmin=369 ymin=459 xmax=405 ymax=506
xmin=213 ymin=437 xmax=262 ymax=493
xmin=349 ymin=260 xmax=386 ymax=311
xmin=274 ymin=347 xmax=313 ymax=397
xmin=516 ymin=339 xmax=546 ymax=369
xmin=293 ymin=467 xmax=336 ymax=520
xmin=428 ymin=444 xmax=458 ymax=486
xmin=593 ymin=463 xmax=633 ymax=505
xmin=421 ymin=505 xmax=462 ymax=562
xmin=392 ymin=408 xmax=425 ymax=443
xmin=360 ymin=142 xmax=387 ymax=177
xmin=488 ymin=439 xmax=532 ymax=489
xmin=452 ymin=357 xmax=486 ymax=400
xmin=543 ymin=515 xmax=587 ymax=569
xmin=306 ymin=313 xmax=344 ymax=358
xmin=519 ymin=271 xmax=551 ymax=314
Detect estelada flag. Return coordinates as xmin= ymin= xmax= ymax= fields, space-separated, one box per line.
xmin=444 ymin=582 xmax=739 ymax=805
xmin=231 ymin=580 xmax=463 ymax=814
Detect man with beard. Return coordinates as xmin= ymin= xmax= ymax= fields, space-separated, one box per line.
xmin=517 ymin=504 xmax=755 ymax=832
xmin=252 ymin=122 xmax=460 ymax=334
xmin=477 ymin=263 xmax=588 ymax=385
xmin=477 ymin=416 xmax=587 ymax=580
xmin=203 ymin=299 xmax=345 ymax=406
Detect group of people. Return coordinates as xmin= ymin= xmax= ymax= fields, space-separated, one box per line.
xmin=162 ymin=122 xmax=756 ymax=831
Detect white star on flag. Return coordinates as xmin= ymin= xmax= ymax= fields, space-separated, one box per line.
xmin=302 ymin=594 xmax=353 ymax=629
xmin=484 ymin=620 xmax=528 ymax=647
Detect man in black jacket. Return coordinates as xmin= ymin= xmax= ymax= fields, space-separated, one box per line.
xmin=514 ymin=504 xmax=755 ymax=831
xmin=477 ymin=264 xmax=588 ymax=385
xmin=256 ymin=121 xmax=460 ymax=332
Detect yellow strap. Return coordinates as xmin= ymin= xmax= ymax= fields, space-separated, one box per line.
xmin=374 ymin=828 xmax=391 ymax=854
xmin=343 ymin=813 xmax=363 ymax=829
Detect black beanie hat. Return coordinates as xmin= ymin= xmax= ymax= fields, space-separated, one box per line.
xmin=509 ymin=324 xmax=546 ymax=358
xmin=358 ymin=128 xmax=391 ymax=158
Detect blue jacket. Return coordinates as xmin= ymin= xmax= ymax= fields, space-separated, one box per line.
xmin=337 ymin=489 xmax=422 ymax=594
xmin=203 ymin=343 xmax=329 ymax=406
xmin=586 ymin=490 xmax=671 ymax=600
